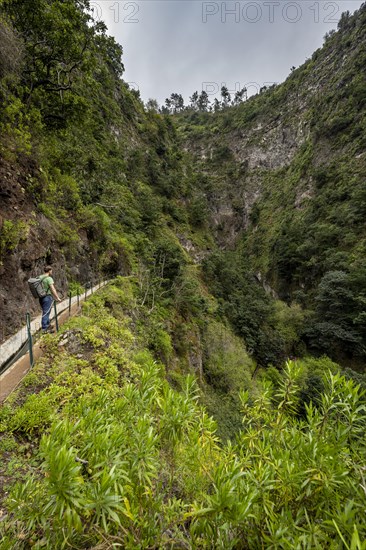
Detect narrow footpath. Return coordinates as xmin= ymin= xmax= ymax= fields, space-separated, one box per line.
xmin=0 ymin=281 xmax=109 ymax=403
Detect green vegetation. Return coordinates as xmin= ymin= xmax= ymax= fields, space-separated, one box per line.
xmin=1 ymin=0 xmax=365 ymax=368
xmin=173 ymin=3 xmax=366 ymax=368
xmin=1 ymin=283 xmax=366 ymax=548
xmin=1 ymin=1 xmax=366 ymax=544
xmin=0 ymin=0 xmax=190 ymax=277
xmin=0 ymin=219 xmax=29 ymax=263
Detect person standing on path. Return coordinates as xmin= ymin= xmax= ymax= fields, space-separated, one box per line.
xmin=39 ymin=266 xmax=62 ymax=333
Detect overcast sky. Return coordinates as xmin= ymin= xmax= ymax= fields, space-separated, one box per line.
xmin=91 ymin=0 xmax=364 ymax=105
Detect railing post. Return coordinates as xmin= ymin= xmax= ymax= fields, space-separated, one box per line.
xmin=91 ymin=281 xmax=94 ymax=295
xmin=54 ymin=301 xmax=59 ymax=332
xmin=77 ymin=291 xmax=80 ymax=307
xmin=85 ymin=285 xmax=87 ymax=301
xmin=26 ymin=313 xmax=34 ymax=368
xmin=68 ymin=292 xmax=72 ymax=316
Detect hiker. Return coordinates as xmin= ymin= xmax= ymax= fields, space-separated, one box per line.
xmin=39 ymin=266 xmax=62 ymax=333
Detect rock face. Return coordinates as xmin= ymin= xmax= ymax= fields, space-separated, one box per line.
xmin=185 ymin=103 xmax=315 ymax=250
xmin=180 ymin=5 xmax=366 ymax=265
xmin=0 ymin=155 xmax=99 ymax=344
xmin=231 ymin=114 xmax=310 ymax=171
xmin=1 ymin=3 xmax=365 ymax=345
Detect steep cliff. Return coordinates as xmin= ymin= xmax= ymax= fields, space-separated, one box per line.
xmin=0 ymin=0 xmax=186 ymax=342
xmin=1 ymin=1 xmax=366 ymax=368
xmin=176 ymin=4 xmax=366 ymax=365
xmin=178 ymin=6 xmax=366 ymax=258
xmin=2 ymin=5 xmax=366 ymax=545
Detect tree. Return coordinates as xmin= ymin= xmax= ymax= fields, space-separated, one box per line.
xmin=323 ymin=29 xmax=336 ymax=42
xmin=220 ymin=86 xmax=231 ymax=107
xmin=203 ymin=251 xmax=285 ymax=365
xmin=146 ymin=98 xmax=159 ymax=113
xmin=233 ymin=87 xmax=247 ymax=105
xmin=163 ymin=93 xmax=184 ymax=114
xmin=189 ymin=91 xmax=199 ymax=110
xmin=164 ymin=97 xmax=172 ymax=113
xmin=197 ymin=90 xmax=210 ymax=112
xmin=170 ymin=93 xmax=184 ymax=113
xmin=338 ymin=10 xmax=351 ymax=30
xmin=306 ymin=271 xmax=364 ymax=357
xmin=315 ymin=271 xmax=354 ymax=322
xmin=1 ymin=0 xmax=121 ymax=126
xmin=4 ymin=0 xmax=94 ymax=95
xmin=213 ymin=98 xmax=221 ymax=112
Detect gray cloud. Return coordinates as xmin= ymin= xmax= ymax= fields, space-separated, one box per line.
xmin=95 ymin=0 xmax=364 ymax=105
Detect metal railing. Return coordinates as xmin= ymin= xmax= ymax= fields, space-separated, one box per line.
xmin=0 ymin=279 xmax=108 ymax=376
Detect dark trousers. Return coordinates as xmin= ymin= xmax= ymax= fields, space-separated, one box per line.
xmin=40 ymin=295 xmax=53 ymax=330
